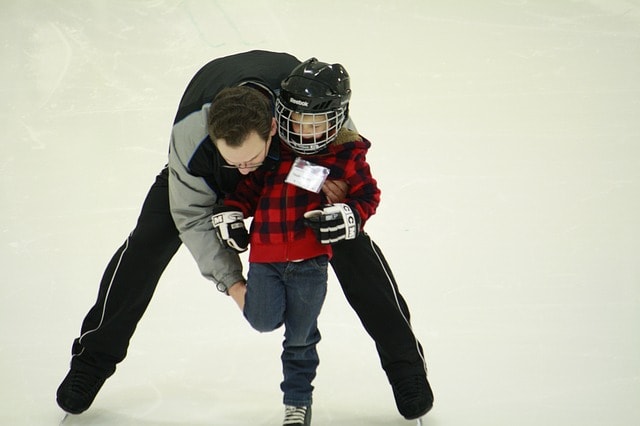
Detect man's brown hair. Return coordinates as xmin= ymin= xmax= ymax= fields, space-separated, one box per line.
xmin=208 ymin=86 xmax=272 ymax=147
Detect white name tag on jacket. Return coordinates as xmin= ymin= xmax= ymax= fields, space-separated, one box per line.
xmin=285 ymin=157 xmax=330 ymax=193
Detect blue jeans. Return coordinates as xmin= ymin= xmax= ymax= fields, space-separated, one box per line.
xmin=244 ymin=256 xmax=329 ymax=407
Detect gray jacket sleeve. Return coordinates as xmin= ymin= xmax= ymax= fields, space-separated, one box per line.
xmin=167 ymin=106 xmax=245 ymax=292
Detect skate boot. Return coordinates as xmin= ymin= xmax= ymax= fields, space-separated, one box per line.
xmin=56 ymin=368 xmax=107 ymax=414
xmin=283 ymin=405 xmax=312 ymax=426
xmin=391 ymin=374 xmax=434 ymax=420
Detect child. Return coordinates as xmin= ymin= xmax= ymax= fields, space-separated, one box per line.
xmin=210 ymin=58 xmax=380 ymax=426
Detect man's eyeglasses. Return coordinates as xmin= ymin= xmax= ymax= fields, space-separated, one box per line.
xmin=221 ymin=160 xmax=264 ymax=169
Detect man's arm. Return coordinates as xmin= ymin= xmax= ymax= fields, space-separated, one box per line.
xmin=167 ymin=108 xmax=245 ymax=294
xmin=228 ymin=281 xmax=247 ymax=310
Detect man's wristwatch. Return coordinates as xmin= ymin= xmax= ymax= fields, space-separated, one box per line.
xmin=216 ymin=282 xmax=229 ymax=294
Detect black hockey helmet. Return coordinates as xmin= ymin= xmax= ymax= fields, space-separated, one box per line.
xmin=276 ymin=58 xmax=351 ymax=154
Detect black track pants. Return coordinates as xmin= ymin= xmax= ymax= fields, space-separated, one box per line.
xmin=70 ymin=168 xmax=181 ymax=375
xmin=331 ymin=234 xmax=427 ymax=381
xmin=69 ymin=168 xmax=427 ymax=381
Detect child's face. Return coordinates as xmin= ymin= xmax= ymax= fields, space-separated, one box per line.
xmin=290 ymin=112 xmax=329 ymax=139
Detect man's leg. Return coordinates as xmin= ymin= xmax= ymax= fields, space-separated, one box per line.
xmin=57 ymin=167 xmax=182 ymax=414
xmin=330 ymin=232 xmax=433 ymax=419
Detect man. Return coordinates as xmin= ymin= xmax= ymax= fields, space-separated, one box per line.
xmin=57 ymin=50 xmax=433 ymax=420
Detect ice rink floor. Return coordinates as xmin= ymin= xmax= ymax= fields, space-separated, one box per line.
xmin=1 ymin=1 xmax=639 ymax=425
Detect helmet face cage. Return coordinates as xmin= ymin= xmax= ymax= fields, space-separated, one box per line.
xmin=276 ymin=97 xmax=346 ymax=155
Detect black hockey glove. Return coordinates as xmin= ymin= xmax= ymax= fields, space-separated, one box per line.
xmin=211 ymin=206 xmax=249 ymax=253
xmin=303 ymin=203 xmax=361 ymax=244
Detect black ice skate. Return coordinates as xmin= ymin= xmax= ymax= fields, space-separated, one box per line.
xmin=283 ymin=405 xmax=311 ymax=426
xmin=56 ymin=368 xmax=107 ymax=414
xmin=391 ymin=374 xmax=434 ymax=420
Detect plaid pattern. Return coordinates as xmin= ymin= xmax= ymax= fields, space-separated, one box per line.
xmin=224 ymin=137 xmax=381 ymax=263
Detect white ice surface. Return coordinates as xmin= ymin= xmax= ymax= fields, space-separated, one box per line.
xmin=1 ymin=1 xmax=639 ymax=425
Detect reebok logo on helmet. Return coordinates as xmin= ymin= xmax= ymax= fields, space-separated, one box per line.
xmin=288 ymin=97 xmax=309 ymax=107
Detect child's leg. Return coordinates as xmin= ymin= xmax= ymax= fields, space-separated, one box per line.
xmin=243 ymin=262 xmax=286 ymax=332
xmin=280 ymin=256 xmax=329 ymax=407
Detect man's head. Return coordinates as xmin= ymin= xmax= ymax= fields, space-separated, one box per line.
xmin=276 ymin=58 xmax=351 ymax=155
xmin=208 ymin=86 xmax=276 ymax=174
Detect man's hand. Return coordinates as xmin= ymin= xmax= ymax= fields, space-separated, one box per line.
xmin=228 ymin=281 xmax=247 ymax=310
xmin=322 ymin=180 xmax=348 ymax=204
xmin=303 ymin=203 xmax=361 ymax=244
xmin=211 ymin=206 xmax=249 ymax=252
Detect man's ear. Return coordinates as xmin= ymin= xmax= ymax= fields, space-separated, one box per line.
xmin=270 ymin=117 xmax=277 ymax=136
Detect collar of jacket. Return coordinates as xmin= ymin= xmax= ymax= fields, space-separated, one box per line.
xmin=262 ymin=135 xmax=281 ymax=172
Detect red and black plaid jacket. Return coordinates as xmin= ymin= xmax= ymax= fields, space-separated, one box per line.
xmin=224 ymin=131 xmax=381 ymax=263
